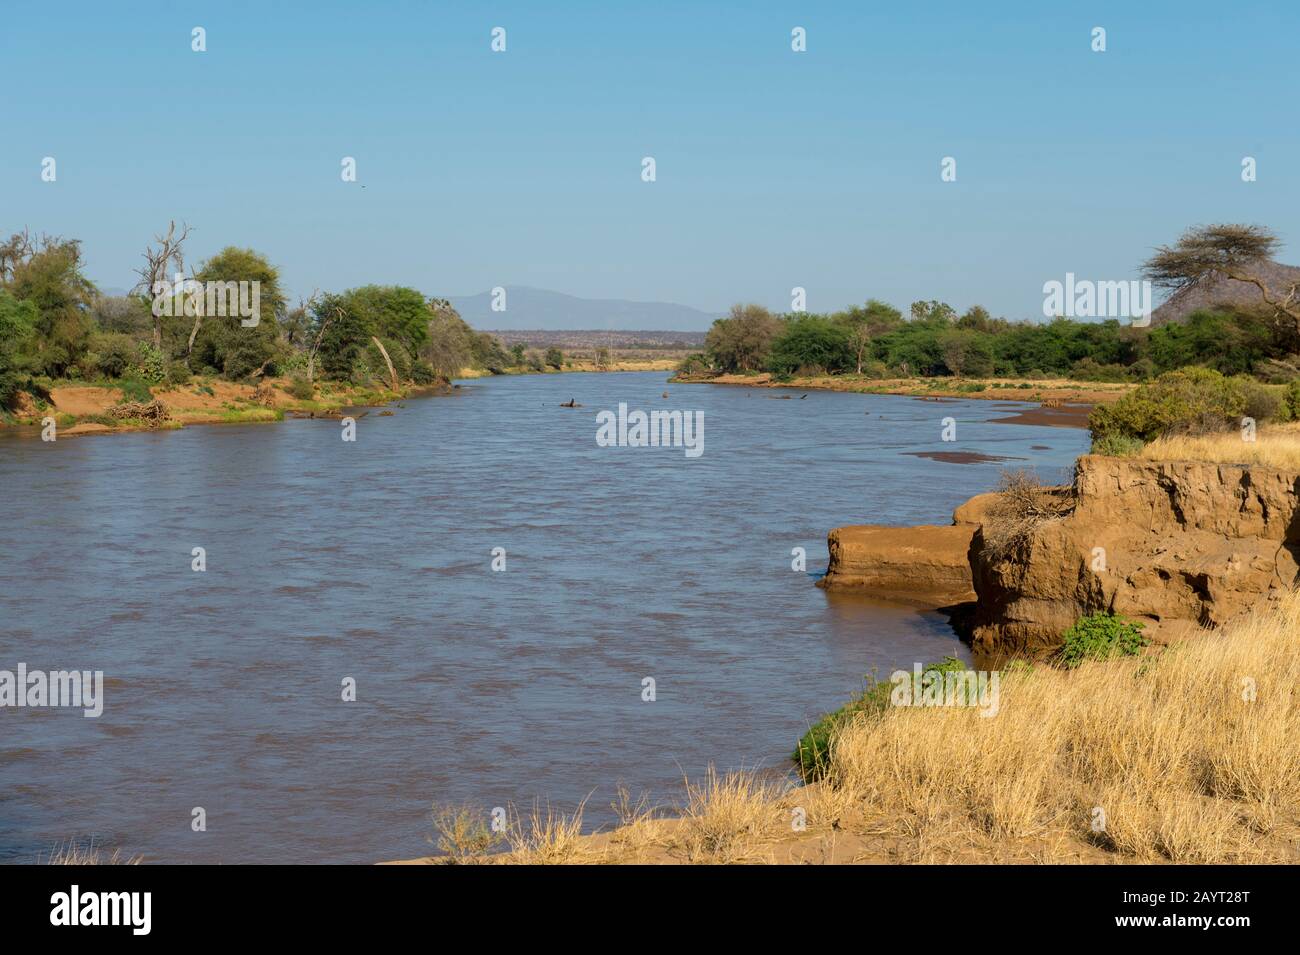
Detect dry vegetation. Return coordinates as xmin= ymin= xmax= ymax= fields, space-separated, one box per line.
xmin=415 ymin=588 xmax=1300 ymax=865
xmin=1139 ymin=421 xmax=1300 ymax=470
xmin=980 ymin=469 xmax=1072 ymax=559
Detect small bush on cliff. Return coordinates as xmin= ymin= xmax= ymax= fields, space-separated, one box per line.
xmin=982 ymin=469 xmax=1071 ymax=560
xmin=1059 ymin=613 xmax=1147 ymax=667
xmin=1090 ymin=432 xmax=1144 ymax=456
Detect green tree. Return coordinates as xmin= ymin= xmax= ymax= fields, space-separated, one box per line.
xmin=4 ymin=237 xmax=96 ymax=376
xmin=544 ymin=347 xmax=564 ymax=369
xmin=190 ymin=247 xmax=286 ymax=378
xmin=0 ymin=290 xmax=37 ymax=406
xmin=768 ymin=315 xmax=853 ymax=375
xmin=705 ymin=303 xmax=780 ymax=372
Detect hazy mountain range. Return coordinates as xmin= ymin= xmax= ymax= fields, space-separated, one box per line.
xmin=449 ymin=286 xmax=720 ymax=331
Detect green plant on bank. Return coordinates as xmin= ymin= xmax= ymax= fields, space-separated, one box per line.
xmin=116 ymin=378 xmax=153 ymax=403
xmin=794 ymin=656 xmax=970 ymax=782
xmin=1058 ymin=613 xmax=1147 ymax=668
xmin=1090 ymin=432 xmax=1146 ymax=456
xmin=1089 ymin=366 xmax=1296 ymax=443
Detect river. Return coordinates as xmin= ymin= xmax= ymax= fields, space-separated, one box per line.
xmin=0 ymin=371 xmax=1089 ymax=863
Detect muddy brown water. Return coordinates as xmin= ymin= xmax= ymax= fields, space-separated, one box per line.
xmin=0 ymin=372 xmax=1088 ymax=863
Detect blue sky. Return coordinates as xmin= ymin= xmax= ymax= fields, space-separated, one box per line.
xmin=2 ymin=0 xmax=1297 ymax=321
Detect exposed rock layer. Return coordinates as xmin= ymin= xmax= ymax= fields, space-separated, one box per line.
xmin=819 ymin=456 xmax=1300 ymax=655
xmin=966 ymin=455 xmax=1300 ymax=653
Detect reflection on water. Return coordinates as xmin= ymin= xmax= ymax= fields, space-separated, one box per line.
xmin=0 ymin=372 xmax=1087 ymax=862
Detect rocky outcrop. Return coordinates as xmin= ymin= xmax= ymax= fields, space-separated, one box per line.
xmin=817 ymin=524 xmax=976 ymax=605
xmin=966 ymin=455 xmax=1300 ymax=654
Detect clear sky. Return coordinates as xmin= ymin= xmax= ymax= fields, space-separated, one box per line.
xmin=2 ymin=0 xmax=1297 ymax=320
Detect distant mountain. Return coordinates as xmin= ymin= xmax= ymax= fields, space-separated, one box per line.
xmin=1151 ymin=260 xmax=1300 ymax=326
xmin=449 ymin=286 xmax=720 ymax=331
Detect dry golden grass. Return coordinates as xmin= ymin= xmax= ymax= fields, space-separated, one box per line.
xmin=666 ymin=766 xmax=789 ymax=864
xmin=826 ymin=589 xmax=1300 ymax=863
xmin=45 ymin=841 xmax=142 ymax=865
xmin=504 ymin=799 xmax=592 ymax=864
xmin=1139 ymin=422 xmax=1300 ymax=469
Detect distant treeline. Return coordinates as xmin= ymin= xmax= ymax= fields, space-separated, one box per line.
xmin=0 ymin=227 xmax=520 ymax=409
xmin=679 ymin=299 xmax=1300 ymax=384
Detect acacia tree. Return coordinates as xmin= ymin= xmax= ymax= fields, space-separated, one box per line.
xmin=1143 ymin=224 xmax=1300 ymax=329
xmin=133 ymin=221 xmax=191 ymax=352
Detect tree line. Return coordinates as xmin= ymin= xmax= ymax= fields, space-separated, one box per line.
xmin=686 ymin=225 xmax=1300 ymax=385
xmin=0 ymin=224 xmax=518 ymax=409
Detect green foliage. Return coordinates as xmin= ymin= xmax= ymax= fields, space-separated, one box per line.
xmin=0 ymin=290 xmax=38 ymax=406
xmin=90 ymin=332 xmax=137 ymax=379
xmin=705 ymin=304 xmax=781 ymax=372
xmin=117 ymin=378 xmax=153 ymax=403
xmin=509 ymin=343 xmax=526 ymax=366
xmin=1090 ymin=432 xmax=1145 ymax=456
xmin=164 ymin=360 xmax=192 ymax=387
xmin=544 ymin=347 xmax=564 ymax=369
xmin=768 ymin=316 xmax=853 ymax=375
xmin=135 ymin=341 xmax=166 ymax=383
xmin=1059 ymin=613 xmax=1147 ymax=667
xmin=410 ymin=359 xmax=437 ymax=385
xmin=1088 ymin=367 xmax=1269 ymax=442
xmin=676 ymin=352 xmax=712 ymax=376
xmin=4 ymin=238 xmax=97 ymax=376
xmin=287 ymin=376 xmax=315 ymax=400
xmin=189 ymin=247 xmax=286 ymax=379
xmin=793 ymin=657 xmax=970 ymax=782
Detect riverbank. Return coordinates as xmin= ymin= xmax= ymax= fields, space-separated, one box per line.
xmin=456 ymin=357 xmax=678 ymax=378
xmin=394 ymin=584 xmax=1300 ymax=865
xmin=0 ymin=361 xmax=679 ymax=438
xmin=672 ymin=371 xmax=1130 ymax=428
xmin=0 ymin=376 xmax=437 ymax=438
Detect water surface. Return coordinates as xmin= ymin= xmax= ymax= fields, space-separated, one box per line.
xmin=0 ymin=372 xmax=1087 ymax=863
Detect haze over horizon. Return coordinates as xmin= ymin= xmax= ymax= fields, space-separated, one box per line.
xmin=4 ymin=1 xmax=1298 ymax=321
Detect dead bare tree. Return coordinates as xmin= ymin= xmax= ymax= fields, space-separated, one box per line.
xmin=306 ymin=303 xmax=341 ymax=384
xmin=0 ymin=229 xmax=34 ymax=282
xmin=1143 ymin=224 xmax=1300 ymax=329
xmin=370 ymin=336 xmax=400 ymax=391
xmin=133 ymin=221 xmax=192 ymax=352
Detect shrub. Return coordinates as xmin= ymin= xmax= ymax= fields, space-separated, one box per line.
xmin=1090 ymin=433 xmax=1145 ymax=457
xmin=410 ymin=359 xmax=438 ymax=385
xmin=287 ymin=376 xmax=315 ymax=400
xmin=676 ymin=353 xmax=712 ymax=377
xmin=544 ymin=347 xmax=563 ymax=370
xmin=117 ymin=378 xmax=153 ymax=403
xmin=1285 ymin=380 xmax=1300 ymax=421
xmin=135 ymin=341 xmax=166 ymax=384
xmin=1236 ymin=376 xmax=1284 ymax=423
xmin=93 ymin=333 xmax=137 ymax=379
xmin=164 ymin=360 xmax=192 ymax=387
xmin=982 ymin=469 xmax=1071 ymax=560
xmin=862 ymin=360 xmax=888 ymax=379
xmin=1088 ymin=367 xmax=1253 ymax=443
xmin=1058 ymin=613 xmax=1147 ymax=667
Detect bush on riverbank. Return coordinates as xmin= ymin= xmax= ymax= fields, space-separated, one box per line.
xmin=1088 ymin=367 xmax=1291 ymax=445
